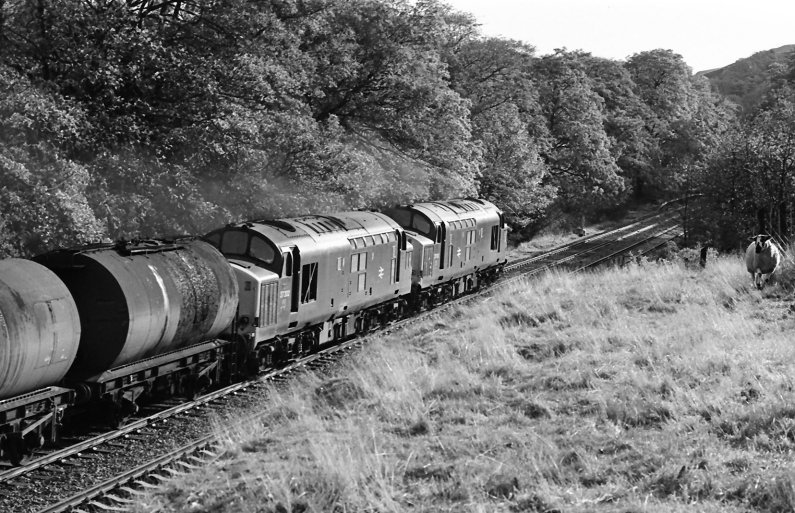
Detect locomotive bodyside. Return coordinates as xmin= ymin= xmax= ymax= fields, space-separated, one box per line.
xmin=383 ymin=199 xmax=508 ymax=308
xmin=384 ymin=198 xmax=508 ymax=289
xmin=0 ymin=259 xmax=81 ymax=399
xmin=206 ymin=211 xmax=412 ymax=353
xmin=35 ymin=239 xmax=238 ymax=378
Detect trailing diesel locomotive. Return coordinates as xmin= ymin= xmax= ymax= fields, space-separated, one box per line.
xmin=0 ymin=199 xmax=507 ymax=464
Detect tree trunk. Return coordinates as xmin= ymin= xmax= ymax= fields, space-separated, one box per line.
xmin=757 ymin=208 xmax=767 ymax=235
xmin=779 ymin=202 xmax=789 ymax=243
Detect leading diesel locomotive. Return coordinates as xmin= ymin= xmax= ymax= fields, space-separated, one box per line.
xmin=0 ymin=199 xmax=507 ymax=464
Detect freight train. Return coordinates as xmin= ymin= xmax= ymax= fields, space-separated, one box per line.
xmin=0 ymin=199 xmax=507 ymax=465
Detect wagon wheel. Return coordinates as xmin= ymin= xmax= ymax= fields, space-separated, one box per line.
xmin=101 ymin=398 xmax=124 ymax=429
xmin=4 ymin=433 xmax=26 ymax=466
xmin=183 ymin=375 xmax=198 ymax=399
xmin=24 ymin=431 xmax=45 ymax=450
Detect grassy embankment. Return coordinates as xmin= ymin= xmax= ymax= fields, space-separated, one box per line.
xmin=133 ymin=251 xmax=795 ymax=513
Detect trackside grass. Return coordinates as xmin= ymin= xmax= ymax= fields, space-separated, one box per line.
xmin=132 ymin=252 xmax=795 ymax=512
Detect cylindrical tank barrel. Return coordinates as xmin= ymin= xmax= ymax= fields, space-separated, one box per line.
xmin=36 ymin=240 xmax=238 ymax=378
xmin=0 ymin=259 xmax=81 ymax=399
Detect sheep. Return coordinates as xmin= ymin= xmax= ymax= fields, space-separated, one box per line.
xmin=745 ymin=234 xmax=782 ymax=289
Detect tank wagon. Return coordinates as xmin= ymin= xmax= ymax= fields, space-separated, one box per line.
xmin=0 ymin=198 xmax=509 ymax=465
xmin=0 ymin=239 xmax=239 ymax=464
xmin=36 ymin=240 xmax=238 ymax=377
xmin=35 ymin=239 xmax=239 ymax=418
xmin=204 ymin=211 xmax=413 ymax=370
xmin=0 ymin=259 xmax=81 ymax=464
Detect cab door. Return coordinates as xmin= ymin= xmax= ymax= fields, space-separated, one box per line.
xmin=278 ymin=247 xmax=301 ymax=324
xmin=438 ymin=223 xmax=447 ymax=269
xmin=433 ymin=223 xmax=443 ymax=272
xmin=498 ymin=213 xmax=507 ymax=252
xmin=290 ymin=247 xmax=300 ymax=313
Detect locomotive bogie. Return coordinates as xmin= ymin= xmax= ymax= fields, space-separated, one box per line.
xmin=0 ymin=259 xmax=82 ymax=400
xmin=35 ymin=240 xmax=238 ymax=379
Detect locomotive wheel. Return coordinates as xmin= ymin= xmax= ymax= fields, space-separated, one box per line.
xmin=4 ymin=433 xmax=26 ymax=466
xmin=245 ymin=353 xmax=261 ymax=377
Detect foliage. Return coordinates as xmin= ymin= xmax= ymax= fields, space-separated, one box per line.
xmin=701 ymin=44 xmax=795 ymax=113
xmin=533 ymin=50 xmax=627 ymax=215
xmin=0 ymin=0 xmax=736 ymax=255
xmin=0 ymin=64 xmax=105 ymax=257
xmin=698 ymin=83 xmax=795 ymax=249
xmin=444 ymin=37 xmax=553 ymax=231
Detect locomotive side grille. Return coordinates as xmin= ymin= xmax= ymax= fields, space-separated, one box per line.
xmin=260 ymin=283 xmax=278 ymax=326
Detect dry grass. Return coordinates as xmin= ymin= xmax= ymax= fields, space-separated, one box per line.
xmin=131 ymin=250 xmax=795 ymax=512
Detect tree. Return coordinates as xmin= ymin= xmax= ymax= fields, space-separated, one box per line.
xmin=533 ymin=51 xmax=626 ymax=216
xmin=0 ymin=64 xmax=105 ymax=256
xmin=624 ymin=49 xmax=697 ymax=197
xmin=444 ymin=37 xmax=553 ymax=230
xmin=582 ymin=55 xmax=653 ymax=191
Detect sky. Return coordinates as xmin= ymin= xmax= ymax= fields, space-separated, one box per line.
xmin=442 ymin=0 xmax=795 ymax=72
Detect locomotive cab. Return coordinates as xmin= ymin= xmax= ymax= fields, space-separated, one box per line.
xmin=203 ymin=229 xmax=282 ymax=343
xmin=227 ymin=261 xmax=280 ymax=343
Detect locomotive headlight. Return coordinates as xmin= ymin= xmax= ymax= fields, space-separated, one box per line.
xmin=239 ymin=316 xmax=250 ymax=327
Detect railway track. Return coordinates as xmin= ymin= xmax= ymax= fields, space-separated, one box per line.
xmin=505 ymin=207 xmax=684 ymax=277
xmin=3 ymin=203 xmax=687 ymax=513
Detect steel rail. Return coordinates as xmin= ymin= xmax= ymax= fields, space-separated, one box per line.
xmin=505 ymin=208 xmax=682 ymax=273
xmin=35 ymin=435 xmax=216 ymax=513
xmin=572 ymin=224 xmax=683 ymax=272
xmin=0 ymin=345 xmax=347 ymax=485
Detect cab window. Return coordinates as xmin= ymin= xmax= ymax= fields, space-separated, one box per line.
xmin=410 ymin=213 xmax=436 ymax=240
xmin=249 ymin=236 xmax=276 ymax=264
xmin=205 ymin=232 xmax=221 ymax=247
xmin=212 ymin=229 xmax=282 ymax=274
xmin=220 ymin=230 xmax=248 ymax=255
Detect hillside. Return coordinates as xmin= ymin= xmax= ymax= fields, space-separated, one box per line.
xmin=129 ymin=254 xmax=795 ymax=512
xmin=700 ymin=44 xmax=795 ymax=111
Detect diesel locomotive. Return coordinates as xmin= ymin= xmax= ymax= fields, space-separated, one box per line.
xmin=0 ymin=199 xmax=507 ymax=464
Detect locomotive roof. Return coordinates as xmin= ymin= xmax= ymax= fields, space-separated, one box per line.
xmin=401 ymin=198 xmax=501 ymax=224
xmin=224 ymin=211 xmax=402 ymax=245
